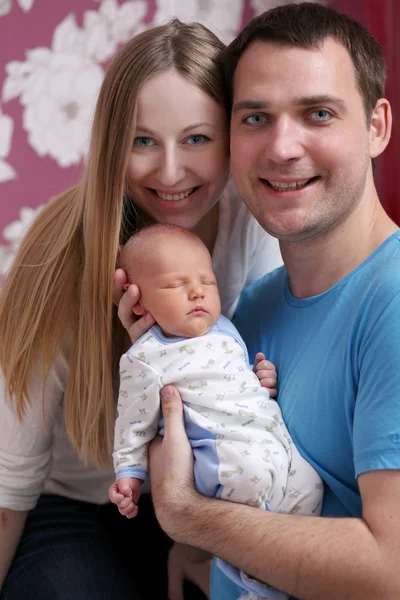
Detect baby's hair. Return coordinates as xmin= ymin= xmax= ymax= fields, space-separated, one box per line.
xmin=119 ymin=223 xmax=207 ymax=276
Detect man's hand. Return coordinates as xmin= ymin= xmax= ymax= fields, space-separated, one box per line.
xmin=253 ymin=352 xmax=277 ymax=397
xmin=168 ymin=543 xmax=212 ymax=600
xmin=113 ymin=268 xmax=155 ymax=343
xmin=108 ymin=476 xmax=142 ymax=519
xmin=149 ymin=385 xmax=200 ymax=541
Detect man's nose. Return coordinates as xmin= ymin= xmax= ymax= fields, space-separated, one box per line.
xmin=265 ymin=116 xmax=305 ymax=163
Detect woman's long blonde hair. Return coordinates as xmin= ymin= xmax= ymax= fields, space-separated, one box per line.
xmin=0 ymin=20 xmax=226 ymax=466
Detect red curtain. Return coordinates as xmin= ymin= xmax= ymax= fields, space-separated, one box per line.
xmin=331 ymin=0 xmax=400 ymax=225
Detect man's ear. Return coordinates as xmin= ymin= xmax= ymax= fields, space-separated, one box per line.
xmin=369 ymin=98 xmax=392 ymax=159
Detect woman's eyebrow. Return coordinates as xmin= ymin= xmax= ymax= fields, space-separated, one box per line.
xmin=134 ymin=125 xmax=156 ymax=135
xmin=135 ymin=122 xmax=217 ymax=136
xmin=181 ymin=122 xmax=217 ymax=133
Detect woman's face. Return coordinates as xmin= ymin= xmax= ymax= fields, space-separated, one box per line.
xmin=126 ymin=69 xmax=230 ymax=231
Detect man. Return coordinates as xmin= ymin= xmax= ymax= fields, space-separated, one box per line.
xmin=146 ymin=3 xmax=400 ymax=599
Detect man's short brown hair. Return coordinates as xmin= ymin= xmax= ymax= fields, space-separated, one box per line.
xmin=220 ymin=2 xmax=386 ymax=121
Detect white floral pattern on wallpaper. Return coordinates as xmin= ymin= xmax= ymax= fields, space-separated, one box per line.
xmin=2 ymin=0 xmax=147 ymax=167
xmin=0 ymin=0 xmax=35 ymax=16
xmin=0 ymin=206 xmax=43 ymax=274
xmin=0 ymin=105 xmax=15 ymax=183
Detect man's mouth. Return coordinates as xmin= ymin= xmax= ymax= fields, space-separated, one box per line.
xmin=152 ymin=187 xmax=199 ymax=201
xmin=263 ymin=177 xmax=320 ymax=192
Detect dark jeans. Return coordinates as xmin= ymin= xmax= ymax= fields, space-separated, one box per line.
xmin=1 ymin=494 xmax=206 ymax=600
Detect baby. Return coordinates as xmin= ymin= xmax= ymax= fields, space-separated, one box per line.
xmin=110 ymin=224 xmax=323 ymax=600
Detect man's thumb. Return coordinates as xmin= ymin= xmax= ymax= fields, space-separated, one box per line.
xmin=160 ymin=385 xmax=184 ymax=431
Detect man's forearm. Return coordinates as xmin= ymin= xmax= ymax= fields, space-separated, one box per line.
xmin=175 ymin=497 xmax=398 ymax=600
xmin=149 ymin=390 xmax=400 ymax=599
xmin=0 ymin=507 xmax=27 ymax=590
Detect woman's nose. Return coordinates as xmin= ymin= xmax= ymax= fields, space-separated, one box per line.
xmin=158 ymin=148 xmax=186 ymax=187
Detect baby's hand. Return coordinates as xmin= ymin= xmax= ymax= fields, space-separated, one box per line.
xmin=108 ymin=476 xmax=142 ymax=519
xmin=253 ymin=352 xmax=277 ymax=397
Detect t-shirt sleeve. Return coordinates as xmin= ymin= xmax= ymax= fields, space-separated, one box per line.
xmin=0 ymin=352 xmax=68 ymax=510
xmin=353 ymin=291 xmax=400 ymax=476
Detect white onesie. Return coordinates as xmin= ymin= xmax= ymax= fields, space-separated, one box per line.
xmin=114 ymin=315 xmax=323 ymax=599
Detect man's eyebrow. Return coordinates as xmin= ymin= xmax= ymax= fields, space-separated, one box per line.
xmin=232 ymin=95 xmax=347 ymax=114
xmin=293 ymin=95 xmax=347 ymax=111
xmin=232 ymin=100 xmax=267 ymax=115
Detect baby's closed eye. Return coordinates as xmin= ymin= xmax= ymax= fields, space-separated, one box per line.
xmin=162 ymin=282 xmax=185 ymax=289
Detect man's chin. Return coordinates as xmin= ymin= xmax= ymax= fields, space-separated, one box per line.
xmin=256 ymin=215 xmax=320 ymax=243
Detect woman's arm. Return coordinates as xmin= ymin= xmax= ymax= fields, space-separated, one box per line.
xmin=0 ymin=508 xmax=27 ymax=590
xmin=0 ymin=350 xmax=68 ymax=587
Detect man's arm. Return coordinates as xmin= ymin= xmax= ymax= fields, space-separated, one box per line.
xmin=150 ymin=387 xmax=400 ymax=600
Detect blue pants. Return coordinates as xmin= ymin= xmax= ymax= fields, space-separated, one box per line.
xmin=1 ymin=494 xmax=205 ymax=600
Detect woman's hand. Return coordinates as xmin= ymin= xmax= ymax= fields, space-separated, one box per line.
xmin=113 ymin=268 xmax=155 ymax=343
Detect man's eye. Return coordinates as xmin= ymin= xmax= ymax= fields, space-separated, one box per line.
xmin=186 ymin=135 xmax=209 ymax=145
xmin=244 ymin=114 xmax=265 ymax=125
xmin=134 ymin=137 xmax=154 ymax=147
xmin=311 ymin=110 xmax=332 ymax=122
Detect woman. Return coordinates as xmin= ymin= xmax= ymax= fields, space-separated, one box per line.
xmin=0 ymin=19 xmax=281 ymax=600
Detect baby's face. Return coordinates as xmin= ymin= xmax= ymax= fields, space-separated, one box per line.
xmin=131 ymin=235 xmax=221 ymax=338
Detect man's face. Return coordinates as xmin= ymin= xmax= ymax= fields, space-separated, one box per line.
xmin=230 ymin=38 xmax=375 ymax=242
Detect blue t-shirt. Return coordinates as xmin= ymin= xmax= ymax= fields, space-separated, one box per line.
xmin=211 ymin=231 xmax=400 ymax=600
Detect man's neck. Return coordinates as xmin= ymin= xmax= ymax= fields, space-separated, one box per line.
xmin=281 ymin=195 xmax=398 ymax=299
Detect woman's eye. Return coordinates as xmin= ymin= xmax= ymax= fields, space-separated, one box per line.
xmin=134 ymin=137 xmax=154 ymax=148
xmin=244 ymin=114 xmax=265 ymax=125
xmin=311 ymin=110 xmax=332 ymax=122
xmin=186 ymin=135 xmax=208 ymax=145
